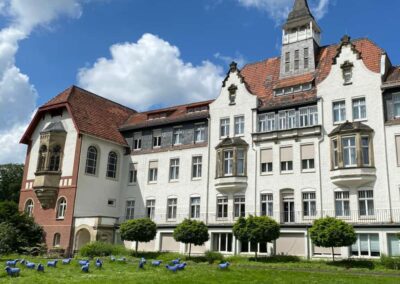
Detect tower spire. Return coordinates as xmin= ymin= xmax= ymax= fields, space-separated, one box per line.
xmin=284 ymin=0 xmax=320 ymax=33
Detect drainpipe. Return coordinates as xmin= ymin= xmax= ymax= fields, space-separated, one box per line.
xmin=206 ymin=117 xmax=211 ymax=225
xmin=251 ymin=109 xmax=258 ymax=216
xmin=317 ymin=98 xmax=324 ymax=218
xmin=382 ymin=96 xmax=393 ymax=222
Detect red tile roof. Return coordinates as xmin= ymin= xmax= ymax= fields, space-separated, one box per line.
xmin=21 ymin=86 xmax=136 ymax=145
xmin=384 ymin=66 xmax=400 ymax=86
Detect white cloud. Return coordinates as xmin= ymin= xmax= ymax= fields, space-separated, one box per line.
xmin=78 ymin=33 xmax=224 ymax=111
xmin=214 ymin=52 xmax=247 ymax=68
xmin=0 ymin=0 xmax=83 ymax=164
xmin=237 ymin=0 xmax=331 ymax=24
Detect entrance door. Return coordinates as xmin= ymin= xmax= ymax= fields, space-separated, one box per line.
xmin=283 ymin=200 xmax=295 ymax=223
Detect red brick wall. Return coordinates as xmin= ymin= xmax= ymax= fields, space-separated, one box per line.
xmin=19 ymin=186 xmax=77 ymax=253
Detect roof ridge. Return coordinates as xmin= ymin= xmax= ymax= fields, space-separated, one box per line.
xmin=134 ymin=99 xmax=215 ymax=115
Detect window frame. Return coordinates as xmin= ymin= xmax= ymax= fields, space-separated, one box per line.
xmin=169 ymin=158 xmax=180 ymax=181
xmin=220 ymin=118 xmax=230 ymax=138
xmin=260 ymin=193 xmax=273 ymax=217
xmin=217 ymin=197 xmax=228 ymax=219
xmin=302 ymin=192 xmax=316 ymax=217
xmin=167 ymin=198 xmax=177 ymax=220
xmin=146 ymin=199 xmax=155 ymax=220
xmin=172 ymin=127 xmax=183 ymax=146
xmin=106 ymin=151 xmax=118 ymax=179
xmin=53 ymin=233 xmax=61 ymax=247
xmin=194 ymin=123 xmax=206 ymax=143
xmin=335 ymin=191 xmax=350 ymax=217
xmin=358 ymin=190 xmax=374 ymax=217
xmin=56 ymin=197 xmax=67 ymax=220
xmin=234 ymin=115 xmax=245 ymax=136
xmin=85 ymin=146 xmax=98 ymax=175
xmin=192 ymin=156 xmax=202 ymax=179
xmin=394 ymin=93 xmax=400 ymax=118
xmin=24 ymin=199 xmax=34 ymax=217
xmin=333 ymin=101 xmax=346 ymax=123
xmin=352 ymin=97 xmax=367 ymax=121
xmin=125 ymin=200 xmax=135 ymax=220
xmin=128 ymin=163 xmax=137 ymax=185
xmin=234 ymin=196 xmax=246 ymax=218
xmin=190 ymin=197 xmax=201 ymax=219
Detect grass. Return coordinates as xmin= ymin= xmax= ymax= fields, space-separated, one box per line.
xmin=1 ymin=254 xmax=400 ymax=284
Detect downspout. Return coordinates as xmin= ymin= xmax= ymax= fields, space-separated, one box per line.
xmin=205 ymin=117 xmax=211 ymax=225
xmin=251 ymin=108 xmax=258 ymax=216
xmin=317 ymin=98 xmax=324 ymax=218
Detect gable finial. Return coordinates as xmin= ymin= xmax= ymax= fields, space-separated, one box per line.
xmin=341 ymin=35 xmax=351 ymax=45
xmin=229 ymin=61 xmax=238 ymax=73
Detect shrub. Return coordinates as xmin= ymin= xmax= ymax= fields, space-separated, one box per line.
xmin=204 ymin=250 xmax=224 ymax=264
xmin=79 ymin=241 xmax=129 ymax=258
xmin=381 ymin=255 xmax=400 ymax=270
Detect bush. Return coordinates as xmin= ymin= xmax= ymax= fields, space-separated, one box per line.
xmin=204 ymin=250 xmax=224 ymax=264
xmin=381 ymin=255 xmax=400 ymax=270
xmin=79 ymin=241 xmax=129 ymax=258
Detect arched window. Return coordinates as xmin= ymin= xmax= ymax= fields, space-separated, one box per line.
xmin=49 ymin=145 xmax=62 ymax=171
xmin=24 ymin=199 xmax=34 ymax=217
xmin=53 ymin=233 xmax=61 ymax=247
xmin=37 ymin=145 xmax=47 ymax=171
xmin=56 ymin=198 xmax=67 ymax=219
xmin=85 ymin=146 xmax=98 ymax=175
xmin=106 ymin=151 xmax=118 ymax=179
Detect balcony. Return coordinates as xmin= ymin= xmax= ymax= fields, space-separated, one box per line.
xmin=33 ymin=170 xmax=61 ymax=208
xmin=330 ymin=167 xmax=376 ymax=187
xmin=215 ymin=176 xmax=248 ymax=194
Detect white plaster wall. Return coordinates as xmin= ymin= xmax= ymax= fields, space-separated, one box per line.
xmin=385 ymin=124 xmax=400 ymax=210
xmin=208 ymin=71 xmax=258 ymax=220
xmin=317 ymin=45 xmax=390 ymax=213
xmin=27 ymin=109 xmax=77 ymax=180
xmin=74 ymin=135 xmax=125 ymax=218
xmin=120 ymin=146 xmax=209 ymax=223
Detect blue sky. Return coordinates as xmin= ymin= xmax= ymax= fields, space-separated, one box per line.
xmin=0 ymin=0 xmax=399 ymax=163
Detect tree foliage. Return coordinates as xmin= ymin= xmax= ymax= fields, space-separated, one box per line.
xmin=0 ymin=201 xmax=45 ymax=254
xmin=0 ymin=164 xmax=24 ymax=203
xmin=233 ymin=215 xmax=280 ymax=259
xmin=309 ymin=217 xmax=357 ymax=261
xmin=173 ymin=219 xmax=209 ymax=257
xmin=120 ymin=218 xmax=157 ymax=254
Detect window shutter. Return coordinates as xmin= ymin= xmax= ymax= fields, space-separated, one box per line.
xmin=149 ymin=161 xmax=158 ymax=169
xmin=261 ymin=149 xmax=273 ymax=163
xmin=280 ymin=147 xmax=293 ymax=162
xmin=301 ymin=144 xmax=315 ymax=160
xmin=396 ymin=136 xmax=400 ymax=166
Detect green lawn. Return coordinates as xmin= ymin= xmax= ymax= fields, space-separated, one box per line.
xmin=1 ymin=255 xmax=400 ymax=284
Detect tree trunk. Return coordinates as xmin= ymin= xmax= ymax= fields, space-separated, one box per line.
xmin=255 ymin=243 xmax=258 ymax=261
xmin=135 ymin=241 xmax=139 ymax=256
xmin=331 ymin=247 xmax=335 ymax=262
xmin=189 ymin=243 xmax=192 ymax=259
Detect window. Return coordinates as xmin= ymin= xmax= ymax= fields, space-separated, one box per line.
xmin=146 ymin=199 xmax=155 ymax=219
xmin=24 ymin=199 xmax=34 ymax=217
xmin=237 ymin=149 xmax=245 ymax=176
xmin=106 ymin=151 xmax=118 ymax=179
xmin=173 ymin=128 xmax=183 ymax=145
xmin=194 ymin=124 xmax=206 ymax=143
xmin=37 ymin=145 xmax=47 ymax=171
xmin=388 ymin=234 xmax=400 ymax=256
xmin=303 ymin=192 xmax=316 ymax=217
xmin=309 ymin=106 xmax=318 ymax=126
xmin=192 ymin=156 xmax=202 ymax=179
xmin=148 ymin=161 xmax=158 ymax=183
xmin=361 ymin=137 xmax=370 ymax=166
xmin=133 ymin=132 xmax=142 ymax=150
xmin=396 ymin=136 xmax=400 ymax=167
xmin=280 ymin=147 xmax=293 ymax=173
xmin=85 ymin=146 xmax=98 ymax=175
xmin=190 ymin=197 xmax=201 ymax=219
xmin=258 ymin=114 xmax=267 ymax=132
xmin=53 ymin=233 xmax=61 ymax=247
xmin=351 ymin=234 xmax=380 ymax=257
xmin=234 ymin=116 xmax=244 ymax=136
xmin=108 ymin=199 xmax=116 ymax=207
xmin=358 ymin=190 xmax=374 ymax=216
xmin=342 ymin=137 xmax=357 ymax=167
xmin=288 ymin=110 xmax=296 ymax=129
xmin=335 ymin=191 xmax=350 ymax=217
xmin=128 ymin=163 xmax=137 ymax=184
xmin=343 ymin=66 xmax=353 ymax=84
xmin=241 ymin=241 xmax=268 ymax=254
xmin=153 ymin=129 xmax=162 ymax=148
xmin=266 ymin=113 xmax=275 ymax=131
xmin=299 ymin=108 xmax=309 ymax=127
xmin=49 ymin=145 xmax=61 ymax=171
xmin=394 ymin=93 xmax=400 ymax=118
xmin=261 ymin=194 xmax=273 ymax=217
xmin=279 ymin=110 xmax=296 ymax=130
xmin=167 ymin=198 xmax=177 ymax=220
xmin=304 ymin=47 xmax=309 ymax=69
xmin=301 ymin=144 xmax=315 ymax=171
xmin=333 ymin=101 xmax=346 ymax=123
xmin=169 ymin=158 xmax=180 ymax=181
xmin=220 ymin=118 xmax=230 ymax=137
xmin=223 ymin=150 xmax=234 ymax=176
xmin=294 ymin=50 xmax=300 ymax=71
xmin=56 ymin=198 xmax=67 ymax=219
xmin=125 ymin=200 xmax=135 ymax=220
xmin=353 ymin=98 xmax=366 ymax=120
xmin=332 ymin=139 xmax=339 ymax=168
xmin=299 ymin=106 xmax=318 ymax=127
xmin=217 ymin=197 xmax=228 ymax=218
xmin=285 ymin=52 xmax=290 ymax=73
xmin=212 ymin=233 xmax=233 ymax=253
xmin=259 ymin=113 xmax=276 ymax=132
xmin=234 ymin=196 xmax=245 ymax=218
xmin=279 ymin=111 xmax=287 ymax=130
xmin=261 ymin=148 xmax=273 ymax=174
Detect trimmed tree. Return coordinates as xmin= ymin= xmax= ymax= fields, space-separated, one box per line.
xmin=120 ymin=218 xmax=157 ymax=255
xmin=173 ymin=219 xmax=209 ymax=258
xmin=309 ymin=217 xmax=357 ymax=261
xmin=233 ymin=215 xmax=280 ymax=260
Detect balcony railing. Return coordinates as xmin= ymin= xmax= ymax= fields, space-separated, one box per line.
xmin=122 ymin=209 xmax=400 ymax=226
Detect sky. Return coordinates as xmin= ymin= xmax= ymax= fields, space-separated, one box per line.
xmin=0 ymin=0 xmax=399 ymax=164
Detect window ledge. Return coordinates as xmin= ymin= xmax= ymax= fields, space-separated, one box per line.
xmin=280 ymin=171 xmax=294 ymax=175
xmin=56 ymin=217 xmax=65 ymax=221
xmin=148 ymin=181 xmax=157 ymax=185
xmin=260 ymin=172 xmax=273 ymax=176
xmin=192 ymin=177 xmax=202 ymax=181
xmin=169 ymin=180 xmax=179 ymax=183
xmin=302 ymin=169 xmax=316 ymax=173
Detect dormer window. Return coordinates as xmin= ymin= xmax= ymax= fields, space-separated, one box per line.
xmin=341 ymin=61 xmax=354 ymax=85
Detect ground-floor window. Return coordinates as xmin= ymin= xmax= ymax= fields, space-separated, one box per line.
xmin=240 ymin=241 xmax=268 ymax=254
xmin=388 ymin=234 xmax=400 ymax=256
xmin=212 ymin=233 xmax=233 ymax=253
xmin=351 ymin=234 xmax=380 ymax=257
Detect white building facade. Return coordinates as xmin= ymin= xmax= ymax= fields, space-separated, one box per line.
xmin=19 ymin=0 xmax=400 ymax=258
